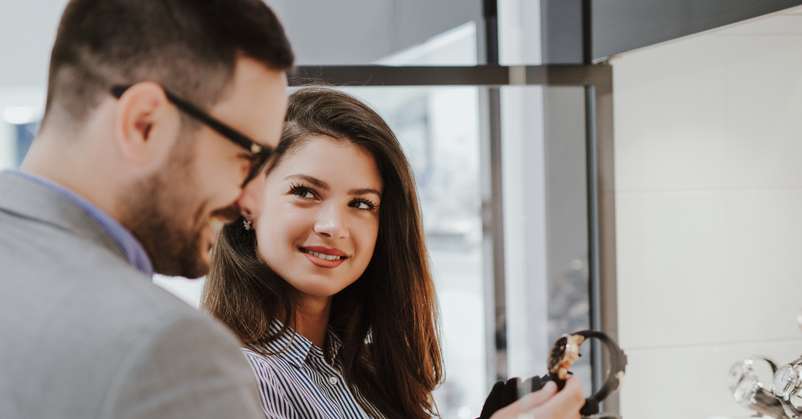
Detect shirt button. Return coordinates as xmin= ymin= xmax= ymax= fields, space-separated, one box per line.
xmin=328 ymin=376 xmax=338 ymax=385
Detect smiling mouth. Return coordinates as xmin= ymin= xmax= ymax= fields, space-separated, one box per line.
xmin=298 ymin=247 xmax=348 ymax=261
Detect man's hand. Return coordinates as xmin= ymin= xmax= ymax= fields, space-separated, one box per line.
xmin=490 ymin=378 xmax=584 ymax=419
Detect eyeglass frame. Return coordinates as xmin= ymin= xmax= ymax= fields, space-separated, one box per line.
xmin=110 ymin=84 xmax=273 ymax=187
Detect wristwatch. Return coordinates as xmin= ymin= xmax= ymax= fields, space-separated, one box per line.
xmin=729 ymin=358 xmax=792 ymax=418
xmin=772 ymin=357 xmax=802 ymax=418
xmin=775 ymin=357 xmax=802 ymax=401
xmin=547 ymin=330 xmax=628 ymax=416
xmin=729 ymin=357 xmax=802 ymax=419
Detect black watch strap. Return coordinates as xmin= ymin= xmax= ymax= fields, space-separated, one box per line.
xmin=478 ymin=330 xmax=627 ymax=419
xmin=549 ymin=330 xmax=628 ymax=416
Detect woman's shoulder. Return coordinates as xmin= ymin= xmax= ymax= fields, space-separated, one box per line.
xmin=240 ymin=345 xmax=264 ymax=361
xmin=242 ymin=345 xmax=281 ymax=364
xmin=241 ymin=346 xmax=285 ymax=373
xmin=240 ymin=346 xmax=295 ymax=388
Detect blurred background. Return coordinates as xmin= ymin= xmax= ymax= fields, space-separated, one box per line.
xmin=3 ymin=1 xmax=802 ymax=418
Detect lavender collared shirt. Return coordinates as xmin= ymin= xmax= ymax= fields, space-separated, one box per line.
xmin=6 ymin=170 xmax=154 ymax=276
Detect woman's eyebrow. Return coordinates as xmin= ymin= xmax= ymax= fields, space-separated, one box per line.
xmin=284 ymin=174 xmax=328 ymax=189
xmin=285 ymin=174 xmax=381 ymax=198
xmin=349 ymin=188 xmax=382 ymax=198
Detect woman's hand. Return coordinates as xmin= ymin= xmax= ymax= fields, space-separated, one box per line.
xmin=489 ymin=378 xmax=584 ymax=419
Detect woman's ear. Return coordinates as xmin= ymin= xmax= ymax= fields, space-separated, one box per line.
xmin=112 ymin=82 xmax=181 ymax=170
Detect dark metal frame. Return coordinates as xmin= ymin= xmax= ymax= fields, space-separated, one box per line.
xmin=290 ymin=65 xmax=610 ymax=88
xmin=480 ymin=0 xmax=508 ymax=387
xmin=291 ymin=63 xmax=617 ymax=409
xmin=288 ymin=2 xmax=617 ymax=414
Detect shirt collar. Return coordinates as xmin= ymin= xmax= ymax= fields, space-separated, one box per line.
xmin=5 ymin=170 xmax=154 ymax=276
xmin=256 ymin=320 xmax=343 ymax=369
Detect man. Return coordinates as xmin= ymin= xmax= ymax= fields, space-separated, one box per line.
xmin=0 ymin=1 xmax=292 ymax=417
xmin=0 ymin=0 xmax=582 ymax=417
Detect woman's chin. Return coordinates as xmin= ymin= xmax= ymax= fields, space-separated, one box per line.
xmin=289 ymin=277 xmax=347 ymax=300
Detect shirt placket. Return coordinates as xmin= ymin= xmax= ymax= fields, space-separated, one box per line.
xmin=311 ymin=352 xmax=367 ymax=418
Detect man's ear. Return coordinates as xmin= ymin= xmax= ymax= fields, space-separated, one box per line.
xmin=112 ymin=82 xmax=180 ymax=168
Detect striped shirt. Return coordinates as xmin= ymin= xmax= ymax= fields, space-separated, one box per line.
xmin=242 ymin=322 xmax=386 ymax=419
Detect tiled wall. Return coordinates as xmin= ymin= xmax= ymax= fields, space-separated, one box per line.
xmin=612 ymin=7 xmax=802 ymax=419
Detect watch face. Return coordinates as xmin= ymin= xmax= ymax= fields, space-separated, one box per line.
xmin=773 ymin=364 xmax=801 ymax=400
xmin=548 ymin=334 xmax=584 ymax=380
xmin=548 ymin=336 xmax=568 ymax=371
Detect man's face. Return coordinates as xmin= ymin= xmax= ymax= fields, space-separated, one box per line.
xmin=123 ymin=57 xmax=288 ymax=278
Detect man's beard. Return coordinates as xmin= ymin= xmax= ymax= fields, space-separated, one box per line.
xmin=119 ymin=143 xmax=212 ymax=279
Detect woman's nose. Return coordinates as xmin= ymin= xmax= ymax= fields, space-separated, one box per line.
xmin=313 ymin=205 xmax=349 ymax=239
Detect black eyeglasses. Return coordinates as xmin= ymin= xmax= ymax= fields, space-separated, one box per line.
xmin=111 ymin=84 xmax=273 ymax=186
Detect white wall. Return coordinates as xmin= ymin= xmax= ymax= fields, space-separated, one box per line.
xmin=0 ymin=0 xmax=67 ymax=167
xmin=612 ymin=6 xmax=802 ymax=418
xmin=0 ymin=0 xmax=66 ymax=89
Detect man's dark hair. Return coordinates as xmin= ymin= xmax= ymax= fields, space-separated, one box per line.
xmin=43 ymin=0 xmax=294 ymax=127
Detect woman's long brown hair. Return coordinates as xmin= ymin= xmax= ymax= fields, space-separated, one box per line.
xmin=203 ymin=87 xmax=444 ymax=418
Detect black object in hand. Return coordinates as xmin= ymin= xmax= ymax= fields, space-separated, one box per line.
xmin=477 ymin=330 xmax=627 ymax=419
xmin=478 ymin=375 xmax=551 ymax=419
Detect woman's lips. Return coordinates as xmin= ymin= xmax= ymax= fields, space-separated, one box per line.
xmin=298 ymin=246 xmax=349 ymax=269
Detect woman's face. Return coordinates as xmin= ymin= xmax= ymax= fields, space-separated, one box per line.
xmin=253 ymin=135 xmax=383 ymax=299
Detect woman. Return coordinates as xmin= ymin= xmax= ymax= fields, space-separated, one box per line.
xmin=202 ymin=87 xmax=584 ymax=419
xmin=203 ymin=87 xmax=443 ymax=418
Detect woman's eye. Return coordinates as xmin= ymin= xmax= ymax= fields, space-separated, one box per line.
xmin=289 ymin=185 xmax=317 ymax=200
xmin=351 ymin=199 xmax=377 ymax=211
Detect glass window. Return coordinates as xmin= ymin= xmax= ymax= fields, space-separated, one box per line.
xmin=341 ymin=86 xmax=485 ymax=418
xmin=500 ymin=85 xmax=592 ymax=392
xmin=1 ymin=109 xmax=39 ymax=170
xmin=270 ymin=0 xmax=481 ymax=66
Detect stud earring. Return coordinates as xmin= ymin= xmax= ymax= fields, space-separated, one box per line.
xmin=243 ymin=219 xmax=253 ymax=231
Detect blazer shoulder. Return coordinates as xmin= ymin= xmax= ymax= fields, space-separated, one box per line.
xmin=101 ymin=310 xmax=263 ymax=419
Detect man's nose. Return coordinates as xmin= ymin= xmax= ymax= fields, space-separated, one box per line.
xmin=235 ymin=174 xmax=265 ymax=220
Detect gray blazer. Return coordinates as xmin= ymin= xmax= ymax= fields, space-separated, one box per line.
xmin=0 ymin=172 xmax=263 ymax=419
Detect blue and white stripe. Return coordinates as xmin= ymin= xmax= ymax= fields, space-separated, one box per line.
xmin=242 ymin=322 xmax=386 ymax=419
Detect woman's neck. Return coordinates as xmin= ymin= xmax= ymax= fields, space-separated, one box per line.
xmin=293 ymin=296 xmax=332 ymax=347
